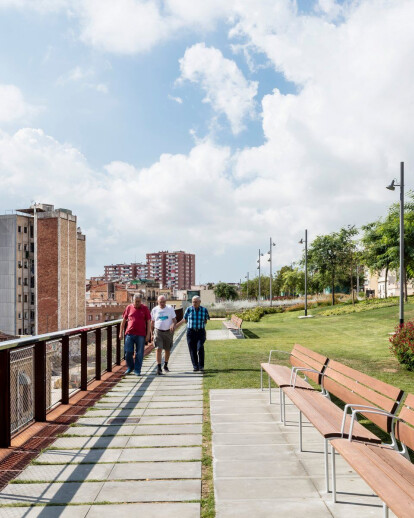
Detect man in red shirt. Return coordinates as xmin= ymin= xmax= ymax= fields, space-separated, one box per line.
xmin=119 ymin=294 xmax=151 ymax=375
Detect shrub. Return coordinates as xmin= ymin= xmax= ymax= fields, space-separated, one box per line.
xmin=389 ymin=321 xmax=414 ymax=370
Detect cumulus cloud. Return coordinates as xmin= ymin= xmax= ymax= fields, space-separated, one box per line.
xmin=0 ymin=84 xmax=38 ymax=123
xmin=179 ymin=43 xmax=258 ymax=134
xmin=56 ymin=66 xmax=109 ymax=93
xmin=168 ymin=94 xmax=183 ymax=104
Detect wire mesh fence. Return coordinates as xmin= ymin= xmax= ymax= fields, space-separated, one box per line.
xmin=101 ymin=331 xmax=107 ymax=375
xmin=69 ymin=335 xmax=82 ymax=395
xmin=46 ymin=339 xmax=62 ymax=409
xmin=112 ymin=326 xmax=117 ymax=364
xmin=10 ymin=346 xmax=35 ymax=434
xmin=86 ymin=331 xmax=96 ymax=382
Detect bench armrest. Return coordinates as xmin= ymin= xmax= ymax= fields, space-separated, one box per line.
xmin=268 ymin=349 xmax=291 ymax=364
xmin=290 ymin=367 xmax=325 ymax=392
xmin=345 ymin=406 xmax=400 ymax=442
xmin=340 ymin=404 xmax=393 ymax=437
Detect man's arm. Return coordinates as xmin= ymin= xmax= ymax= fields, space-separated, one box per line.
xmin=170 ymin=317 xmax=177 ymax=332
xmin=146 ymin=319 xmax=151 ymax=342
xmin=119 ymin=318 xmax=127 ymax=339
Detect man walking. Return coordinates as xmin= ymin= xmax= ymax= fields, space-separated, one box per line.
xmin=151 ymin=295 xmax=177 ymax=375
xmin=177 ymin=296 xmax=210 ymax=372
xmin=119 ymin=293 xmax=151 ymax=376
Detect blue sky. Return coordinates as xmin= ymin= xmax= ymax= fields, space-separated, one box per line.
xmin=0 ymin=0 xmax=412 ymax=282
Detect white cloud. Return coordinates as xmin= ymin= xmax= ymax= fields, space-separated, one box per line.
xmin=56 ymin=66 xmax=109 ymax=94
xmin=0 ymin=84 xmax=38 ymax=123
xmin=179 ymin=43 xmax=258 ymax=134
xmin=168 ymin=94 xmax=183 ymax=104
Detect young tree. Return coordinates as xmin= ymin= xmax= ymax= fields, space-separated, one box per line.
xmin=214 ymin=282 xmax=239 ymax=301
xmin=307 ymin=226 xmax=358 ymax=305
xmin=362 ymin=219 xmax=392 ymax=298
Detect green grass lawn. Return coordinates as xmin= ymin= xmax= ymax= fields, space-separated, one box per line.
xmin=204 ymin=303 xmax=414 ymax=394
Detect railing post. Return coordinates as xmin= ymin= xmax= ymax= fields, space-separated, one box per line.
xmin=0 ymin=349 xmax=11 ymax=447
xmin=61 ymin=336 xmax=69 ymax=404
xmin=34 ymin=342 xmax=47 ymax=421
xmin=107 ymin=326 xmax=112 ymax=372
xmin=81 ymin=331 xmax=88 ymax=391
xmin=116 ymin=323 xmax=121 ymax=365
xmin=95 ymin=328 xmax=101 ymax=380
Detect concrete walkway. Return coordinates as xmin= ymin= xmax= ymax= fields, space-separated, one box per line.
xmin=0 ymin=332 xmax=202 ymax=517
xmin=211 ymin=388 xmax=397 ymax=518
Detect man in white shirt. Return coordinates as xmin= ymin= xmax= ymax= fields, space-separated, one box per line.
xmin=151 ymin=295 xmax=177 ymax=375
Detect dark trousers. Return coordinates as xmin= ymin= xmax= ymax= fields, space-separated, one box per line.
xmin=186 ymin=328 xmax=206 ymax=369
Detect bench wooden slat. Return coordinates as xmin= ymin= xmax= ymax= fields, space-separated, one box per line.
xmin=290 ymin=357 xmax=322 ymax=385
xmin=261 ymin=363 xmax=312 ymax=390
xmin=331 ymin=439 xmax=414 ymax=518
xmin=291 ymin=350 xmax=326 ymax=372
xmin=283 ymin=386 xmax=380 ymax=442
xmin=324 ymin=366 xmax=397 ymax=413
xmin=327 ymin=359 xmax=402 ymax=400
xmin=293 ymin=344 xmax=328 ymax=365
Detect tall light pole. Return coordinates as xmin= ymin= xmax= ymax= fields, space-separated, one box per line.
xmin=268 ymin=238 xmax=276 ymax=306
xmin=245 ymin=272 xmax=249 ymax=300
xmin=257 ymin=249 xmax=263 ymax=302
xmin=386 ymin=162 xmax=404 ymax=325
xmin=299 ymin=229 xmax=308 ymax=316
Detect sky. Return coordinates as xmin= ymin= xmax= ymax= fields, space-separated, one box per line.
xmin=0 ymin=0 xmax=413 ymax=283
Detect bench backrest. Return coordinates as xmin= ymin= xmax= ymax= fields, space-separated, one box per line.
xmin=289 ymin=344 xmax=329 ymax=385
xmin=231 ymin=315 xmax=242 ymax=328
xmin=323 ymin=360 xmax=404 ymax=433
xmin=395 ymin=393 xmax=414 ymax=450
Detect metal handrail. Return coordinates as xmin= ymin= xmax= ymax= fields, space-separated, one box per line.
xmin=0 ymin=319 xmax=123 ymax=352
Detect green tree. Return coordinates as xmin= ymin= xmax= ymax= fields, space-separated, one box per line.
xmin=213 ymin=282 xmax=239 ymax=301
xmin=281 ymin=269 xmax=305 ymax=295
xmin=362 ymin=219 xmax=392 ymax=298
xmin=307 ymin=226 xmax=358 ymax=305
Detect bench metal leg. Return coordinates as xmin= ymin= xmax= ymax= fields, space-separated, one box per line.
xmin=279 ymin=388 xmax=283 ymax=423
xmin=282 ymin=391 xmax=286 ymax=425
xmin=261 ymin=366 xmax=263 ymax=391
xmin=331 ymin=443 xmax=336 ymax=502
xmin=325 ymin=439 xmax=329 ymax=493
xmin=299 ymin=410 xmax=303 ymax=452
xmin=269 ymin=375 xmax=272 ymax=404
xmin=383 ymin=503 xmax=389 ymax=518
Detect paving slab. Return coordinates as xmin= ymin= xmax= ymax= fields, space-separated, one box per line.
xmin=126 ymin=434 xmax=202 ymax=447
xmin=15 ymin=463 xmax=114 ymax=482
xmin=86 ymin=503 xmax=200 ymax=518
xmin=0 ymin=481 xmax=104 ymax=505
xmin=0 ymin=506 xmax=90 ymax=518
xmin=143 ymin=408 xmax=203 ymax=415
xmin=215 ymin=499 xmax=332 ymax=518
xmin=51 ymin=436 xmax=130 ymax=449
xmin=62 ymin=425 xmax=136 ymax=436
xmin=35 ymin=448 xmax=123 ymax=465
xmin=109 ymin=461 xmax=201 ymax=480
xmin=96 ymin=479 xmax=200 ymax=503
xmin=117 ymin=446 xmax=201 ymax=462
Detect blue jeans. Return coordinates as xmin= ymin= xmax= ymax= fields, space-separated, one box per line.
xmin=186 ymin=329 xmax=206 ymax=369
xmin=124 ymin=334 xmax=145 ymax=373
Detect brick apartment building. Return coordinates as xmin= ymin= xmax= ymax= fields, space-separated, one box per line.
xmin=0 ymin=204 xmax=86 ymax=336
xmin=146 ymin=251 xmax=195 ymax=289
xmin=104 ymin=262 xmax=149 ymax=281
xmin=103 ymin=251 xmax=195 ymax=290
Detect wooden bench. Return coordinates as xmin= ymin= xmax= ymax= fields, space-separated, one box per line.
xmin=262 ymin=349 xmax=404 ymax=494
xmin=223 ymin=315 xmax=244 ymax=338
xmin=281 ymin=359 xmax=404 ymax=492
xmin=260 ymin=344 xmax=329 ymax=419
xmin=331 ymin=393 xmax=414 ymax=518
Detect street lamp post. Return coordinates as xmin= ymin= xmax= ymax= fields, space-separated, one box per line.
xmin=268 ymin=238 xmax=276 ymax=306
xmin=386 ymin=162 xmax=405 ymax=325
xmin=257 ymin=249 xmax=263 ymax=302
xmin=299 ymin=229 xmax=308 ymax=317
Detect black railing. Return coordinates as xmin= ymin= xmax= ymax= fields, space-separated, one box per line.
xmin=0 ymin=319 xmax=122 ymax=447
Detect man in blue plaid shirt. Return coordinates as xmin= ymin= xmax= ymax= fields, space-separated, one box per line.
xmin=179 ymin=296 xmax=210 ymax=372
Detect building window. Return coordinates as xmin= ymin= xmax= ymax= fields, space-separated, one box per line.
xmin=18 ymin=226 xmax=21 ymax=233
xmin=88 ymin=315 xmax=93 ymax=321
xmin=18 ymin=243 xmax=21 ymax=251
xmin=30 ymin=225 xmax=33 ymax=237
xmin=23 ymin=278 xmax=28 ymax=286
xmin=18 ymin=294 xmax=21 ymax=302
xmin=24 ymin=294 xmax=28 ymax=303
xmin=31 ymin=293 xmax=34 ymax=305
xmin=30 ymin=311 xmax=35 ymax=320
xmin=18 ymin=261 xmax=22 ymax=268
xmin=24 ymin=244 xmax=27 ymax=251
xmin=95 ymin=315 xmax=100 ymax=321
xmin=24 ymin=328 xmax=28 ymax=334
xmin=18 ymin=328 xmax=22 ymax=334
xmin=18 ymin=312 xmax=22 ymax=319
xmin=18 ymin=277 xmax=21 ymax=285
xmin=24 ymin=226 xmax=27 ymax=234
xmin=24 ymin=312 xmax=28 ymax=319
xmin=24 ymin=261 xmax=28 ymax=269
